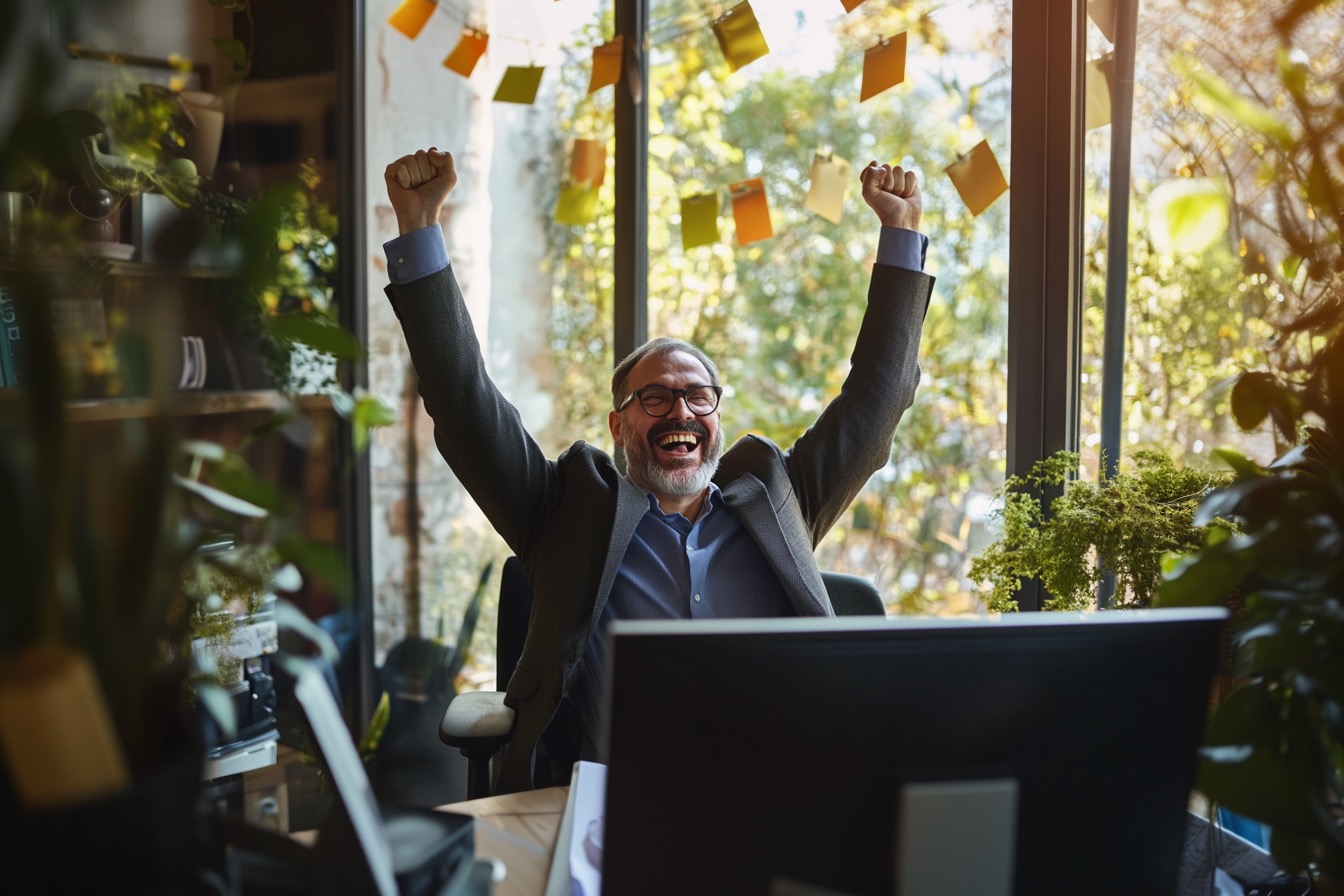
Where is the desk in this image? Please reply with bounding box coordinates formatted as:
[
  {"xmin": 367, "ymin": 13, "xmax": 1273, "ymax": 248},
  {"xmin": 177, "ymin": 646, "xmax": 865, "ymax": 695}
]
[{"xmin": 438, "ymin": 787, "xmax": 568, "ymax": 896}]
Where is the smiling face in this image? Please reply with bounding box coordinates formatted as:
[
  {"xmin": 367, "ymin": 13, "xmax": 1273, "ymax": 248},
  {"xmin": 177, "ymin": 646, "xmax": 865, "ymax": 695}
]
[{"xmin": 609, "ymin": 348, "xmax": 725, "ymax": 506}]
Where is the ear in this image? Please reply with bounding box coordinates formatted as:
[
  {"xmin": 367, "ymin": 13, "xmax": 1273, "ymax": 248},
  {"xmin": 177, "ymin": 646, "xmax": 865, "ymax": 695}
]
[{"xmin": 609, "ymin": 409, "xmax": 624, "ymax": 447}]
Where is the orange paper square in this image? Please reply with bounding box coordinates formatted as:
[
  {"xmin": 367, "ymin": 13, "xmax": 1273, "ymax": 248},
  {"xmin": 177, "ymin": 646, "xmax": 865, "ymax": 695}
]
[
  {"xmin": 443, "ymin": 28, "xmax": 489, "ymax": 78},
  {"xmin": 945, "ymin": 139, "xmax": 1010, "ymax": 217},
  {"xmin": 840, "ymin": 0, "xmax": 867, "ymax": 10},
  {"xmin": 588, "ymin": 37, "xmax": 624, "ymax": 94},
  {"xmin": 713, "ymin": 2, "xmax": 770, "ymax": 73},
  {"xmin": 860, "ymin": 33, "xmax": 907, "ymax": 102},
  {"xmin": 730, "ymin": 178, "xmax": 773, "ymax": 245},
  {"xmin": 494, "ymin": 66, "xmax": 545, "ymax": 104},
  {"xmin": 388, "ymin": 0, "xmax": 436, "ymax": 40},
  {"xmin": 571, "ymin": 138, "xmax": 606, "ymax": 187}
]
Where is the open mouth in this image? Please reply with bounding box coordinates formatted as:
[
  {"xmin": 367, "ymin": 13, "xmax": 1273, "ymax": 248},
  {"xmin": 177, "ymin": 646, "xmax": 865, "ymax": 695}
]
[
  {"xmin": 655, "ymin": 431, "xmax": 700, "ymax": 455},
  {"xmin": 649, "ymin": 421, "xmax": 708, "ymax": 458}
]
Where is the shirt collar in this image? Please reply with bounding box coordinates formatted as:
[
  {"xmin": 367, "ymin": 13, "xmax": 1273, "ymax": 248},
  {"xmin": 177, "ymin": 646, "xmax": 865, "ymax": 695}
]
[{"xmin": 642, "ymin": 482, "xmax": 722, "ymax": 520}]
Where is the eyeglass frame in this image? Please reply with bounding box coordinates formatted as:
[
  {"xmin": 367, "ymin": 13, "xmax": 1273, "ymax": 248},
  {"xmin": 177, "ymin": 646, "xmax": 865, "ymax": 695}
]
[{"xmin": 616, "ymin": 384, "xmax": 724, "ymax": 417}]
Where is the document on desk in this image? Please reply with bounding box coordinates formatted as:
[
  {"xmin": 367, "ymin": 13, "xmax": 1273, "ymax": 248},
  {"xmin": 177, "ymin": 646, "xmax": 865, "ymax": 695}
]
[{"xmin": 545, "ymin": 761, "xmax": 606, "ymax": 896}]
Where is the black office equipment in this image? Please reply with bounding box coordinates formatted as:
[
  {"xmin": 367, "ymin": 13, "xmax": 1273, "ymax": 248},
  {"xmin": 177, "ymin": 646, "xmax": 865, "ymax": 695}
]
[
  {"xmin": 599, "ymin": 608, "xmax": 1226, "ymax": 896},
  {"xmin": 214, "ymin": 659, "xmax": 481, "ymax": 896}
]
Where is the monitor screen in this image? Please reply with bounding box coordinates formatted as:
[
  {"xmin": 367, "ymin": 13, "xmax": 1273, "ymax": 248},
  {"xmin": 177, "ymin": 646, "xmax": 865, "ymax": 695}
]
[{"xmin": 598, "ymin": 608, "xmax": 1226, "ymax": 896}]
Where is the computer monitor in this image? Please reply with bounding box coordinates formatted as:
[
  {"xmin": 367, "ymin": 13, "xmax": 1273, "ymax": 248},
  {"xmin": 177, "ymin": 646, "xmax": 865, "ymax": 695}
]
[{"xmin": 598, "ymin": 607, "xmax": 1226, "ymax": 896}]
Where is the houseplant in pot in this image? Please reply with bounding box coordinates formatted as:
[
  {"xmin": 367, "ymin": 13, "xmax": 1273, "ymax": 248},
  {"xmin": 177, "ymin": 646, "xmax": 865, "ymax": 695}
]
[
  {"xmin": 0, "ymin": 7, "xmax": 354, "ymax": 891},
  {"xmin": 968, "ymin": 448, "xmax": 1234, "ymax": 612},
  {"xmin": 1152, "ymin": 0, "xmax": 1343, "ymax": 888}
]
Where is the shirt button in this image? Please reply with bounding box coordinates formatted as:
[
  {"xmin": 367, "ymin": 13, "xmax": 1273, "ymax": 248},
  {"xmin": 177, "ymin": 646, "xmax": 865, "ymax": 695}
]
[
  {"xmin": 693, "ymin": 593, "xmax": 701, "ymax": 602},
  {"xmin": 397, "ymin": 257, "xmax": 406, "ymax": 264}
]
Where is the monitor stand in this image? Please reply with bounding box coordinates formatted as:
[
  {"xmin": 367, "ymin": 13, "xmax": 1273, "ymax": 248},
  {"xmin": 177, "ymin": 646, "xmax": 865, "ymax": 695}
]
[{"xmin": 895, "ymin": 778, "xmax": 1019, "ymax": 896}]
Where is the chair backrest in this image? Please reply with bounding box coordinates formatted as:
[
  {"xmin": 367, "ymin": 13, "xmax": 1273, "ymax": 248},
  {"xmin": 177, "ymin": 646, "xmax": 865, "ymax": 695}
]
[
  {"xmin": 821, "ymin": 570, "xmax": 885, "ymax": 616},
  {"xmin": 496, "ymin": 555, "xmax": 533, "ymax": 692},
  {"xmin": 496, "ymin": 563, "xmax": 883, "ymax": 691}
]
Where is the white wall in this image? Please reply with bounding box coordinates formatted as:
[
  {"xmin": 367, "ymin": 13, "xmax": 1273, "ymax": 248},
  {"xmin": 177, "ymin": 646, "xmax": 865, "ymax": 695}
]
[{"xmin": 363, "ymin": 0, "xmax": 584, "ymax": 658}]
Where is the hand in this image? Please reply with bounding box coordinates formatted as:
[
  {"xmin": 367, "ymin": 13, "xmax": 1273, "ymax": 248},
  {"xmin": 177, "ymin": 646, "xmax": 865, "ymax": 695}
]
[
  {"xmin": 860, "ymin": 161, "xmax": 922, "ymax": 231},
  {"xmin": 385, "ymin": 148, "xmax": 458, "ymax": 235}
]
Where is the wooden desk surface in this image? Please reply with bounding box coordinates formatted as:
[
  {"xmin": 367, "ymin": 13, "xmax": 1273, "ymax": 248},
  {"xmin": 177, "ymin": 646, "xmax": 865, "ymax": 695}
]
[{"xmin": 438, "ymin": 787, "xmax": 569, "ymax": 896}]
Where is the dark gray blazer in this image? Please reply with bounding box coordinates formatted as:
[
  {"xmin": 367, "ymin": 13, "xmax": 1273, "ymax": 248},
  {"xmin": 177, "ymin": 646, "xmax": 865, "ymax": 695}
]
[{"xmin": 385, "ymin": 262, "xmax": 934, "ymax": 792}]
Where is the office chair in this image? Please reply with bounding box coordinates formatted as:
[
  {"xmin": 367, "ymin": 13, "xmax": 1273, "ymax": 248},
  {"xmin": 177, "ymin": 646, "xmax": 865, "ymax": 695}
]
[{"xmin": 439, "ymin": 559, "xmax": 886, "ymax": 798}]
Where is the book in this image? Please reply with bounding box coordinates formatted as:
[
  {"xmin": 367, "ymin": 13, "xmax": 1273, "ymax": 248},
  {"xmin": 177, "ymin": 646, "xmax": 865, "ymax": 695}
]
[
  {"xmin": 0, "ymin": 285, "xmax": 18, "ymax": 388},
  {"xmin": 545, "ymin": 760, "xmax": 606, "ymax": 896}
]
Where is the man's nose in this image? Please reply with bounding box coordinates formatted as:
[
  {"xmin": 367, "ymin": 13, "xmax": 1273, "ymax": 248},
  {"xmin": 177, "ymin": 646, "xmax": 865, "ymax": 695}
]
[{"xmin": 666, "ymin": 394, "xmax": 696, "ymax": 419}]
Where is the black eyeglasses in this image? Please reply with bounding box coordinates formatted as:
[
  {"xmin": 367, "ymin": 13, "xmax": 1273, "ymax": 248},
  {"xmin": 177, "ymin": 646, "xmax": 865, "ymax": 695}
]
[{"xmin": 618, "ymin": 384, "xmax": 723, "ymax": 417}]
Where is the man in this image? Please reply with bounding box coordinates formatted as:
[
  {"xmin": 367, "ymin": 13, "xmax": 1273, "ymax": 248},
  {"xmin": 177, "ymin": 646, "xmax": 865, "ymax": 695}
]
[{"xmin": 382, "ymin": 147, "xmax": 934, "ymax": 793}]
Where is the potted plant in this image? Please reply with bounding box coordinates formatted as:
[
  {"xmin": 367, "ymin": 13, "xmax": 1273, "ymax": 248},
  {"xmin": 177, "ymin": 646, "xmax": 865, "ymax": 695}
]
[
  {"xmin": 1153, "ymin": 2, "xmax": 1344, "ymax": 887},
  {"xmin": 0, "ymin": 8, "xmax": 368, "ymax": 891},
  {"xmin": 969, "ymin": 448, "xmax": 1235, "ymax": 612}
]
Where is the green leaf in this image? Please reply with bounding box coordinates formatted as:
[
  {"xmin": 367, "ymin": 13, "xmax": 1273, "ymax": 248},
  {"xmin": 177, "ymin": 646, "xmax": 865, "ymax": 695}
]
[
  {"xmin": 1158, "ymin": 549, "xmax": 1247, "ymax": 606},
  {"xmin": 1280, "ymin": 254, "xmax": 1303, "ymax": 282},
  {"xmin": 194, "ymin": 680, "xmax": 238, "ymax": 741},
  {"xmin": 1173, "ymin": 55, "xmax": 1294, "ymax": 145},
  {"xmin": 174, "ymin": 474, "xmax": 269, "ymax": 518},
  {"xmin": 358, "ymin": 691, "xmax": 392, "ymax": 757},
  {"xmin": 211, "ymin": 36, "xmax": 248, "ymax": 69},
  {"xmin": 1148, "ymin": 177, "xmax": 1229, "ymax": 254},
  {"xmin": 266, "ymin": 313, "xmax": 361, "ymax": 361},
  {"xmin": 276, "ymin": 536, "xmax": 353, "ymax": 605},
  {"xmin": 1208, "ymin": 447, "xmax": 1263, "ymax": 480},
  {"xmin": 273, "ymin": 600, "xmax": 340, "ymax": 663}
]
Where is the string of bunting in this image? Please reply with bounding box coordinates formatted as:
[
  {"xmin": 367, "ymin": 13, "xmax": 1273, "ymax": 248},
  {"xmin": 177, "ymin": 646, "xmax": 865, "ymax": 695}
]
[{"xmin": 386, "ymin": 0, "xmax": 1019, "ymax": 241}]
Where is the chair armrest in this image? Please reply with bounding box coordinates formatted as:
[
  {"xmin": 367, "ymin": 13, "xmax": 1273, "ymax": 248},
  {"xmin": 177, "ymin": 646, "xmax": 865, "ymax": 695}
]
[{"xmin": 438, "ymin": 691, "xmax": 516, "ymax": 752}]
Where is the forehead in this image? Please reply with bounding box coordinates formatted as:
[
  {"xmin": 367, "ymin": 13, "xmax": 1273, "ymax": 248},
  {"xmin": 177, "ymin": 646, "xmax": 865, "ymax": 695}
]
[{"xmin": 627, "ymin": 349, "xmax": 712, "ymax": 389}]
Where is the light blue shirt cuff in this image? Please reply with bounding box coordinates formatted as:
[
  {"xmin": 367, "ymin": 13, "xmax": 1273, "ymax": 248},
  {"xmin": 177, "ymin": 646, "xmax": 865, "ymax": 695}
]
[
  {"xmin": 383, "ymin": 225, "xmax": 450, "ymax": 284},
  {"xmin": 876, "ymin": 227, "xmax": 929, "ymax": 272}
]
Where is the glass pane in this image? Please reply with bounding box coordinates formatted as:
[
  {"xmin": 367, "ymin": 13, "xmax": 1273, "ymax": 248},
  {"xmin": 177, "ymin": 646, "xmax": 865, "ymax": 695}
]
[
  {"xmin": 1079, "ymin": 1, "xmax": 1286, "ymax": 482},
  {"xmin": 641, "ymin": 0, "xmax": 1012, "ymax": 615},
  {"xmin": 364, "ymin": 1, "xmax": 607, "ymax": 684}
]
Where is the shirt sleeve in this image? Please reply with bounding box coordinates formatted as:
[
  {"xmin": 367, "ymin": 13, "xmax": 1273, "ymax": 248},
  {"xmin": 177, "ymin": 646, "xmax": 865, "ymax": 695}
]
[
  {"xmin": 383, "ymin": 225, "xmax": 451, "ymax": 284},
  {"xmin": 876, "ymin": 227, "xmax": 929, "ymax": 272}
]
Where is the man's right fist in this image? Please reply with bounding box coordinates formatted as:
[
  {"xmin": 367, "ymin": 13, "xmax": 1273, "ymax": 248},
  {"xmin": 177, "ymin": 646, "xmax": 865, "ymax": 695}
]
[{"xmin": 386, "ymin": 148, "xmax": 457, "ymax": 235}]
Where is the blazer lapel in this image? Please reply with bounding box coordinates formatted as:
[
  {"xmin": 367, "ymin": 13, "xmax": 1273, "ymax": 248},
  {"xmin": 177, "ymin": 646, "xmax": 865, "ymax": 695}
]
[{"xmin": 720, "ymin": 475, "xmax": 831, "ymax": 616}]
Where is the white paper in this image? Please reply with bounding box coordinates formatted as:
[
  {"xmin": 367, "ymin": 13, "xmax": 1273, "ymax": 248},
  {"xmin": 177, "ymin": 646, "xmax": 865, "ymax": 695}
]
[{"xmin": 567, "ymin": 761, "xmax": 606, "ymax": 896}]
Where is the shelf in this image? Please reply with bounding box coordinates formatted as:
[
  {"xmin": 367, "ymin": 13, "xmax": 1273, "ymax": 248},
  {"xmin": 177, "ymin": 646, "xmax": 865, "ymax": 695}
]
[
  {"xmin": 59, "ymin": 390, "xmax": 331, "ymax": 422},
  {"xmin": 0, "ymin": 253, "xmax": 233, "ymax": 281}
]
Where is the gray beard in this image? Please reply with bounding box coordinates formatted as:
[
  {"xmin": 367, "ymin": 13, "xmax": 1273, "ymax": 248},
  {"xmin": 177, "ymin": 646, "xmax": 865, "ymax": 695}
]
[{"xmin": 625, "ymin": 428, "xmax": 724, "ymax": 497}]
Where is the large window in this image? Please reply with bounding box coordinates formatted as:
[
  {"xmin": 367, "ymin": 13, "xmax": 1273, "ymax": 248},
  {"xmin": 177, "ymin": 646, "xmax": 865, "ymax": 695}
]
[{"xmin": 366, "ymin": 0, "xmax": 1308, "ymax": 683}]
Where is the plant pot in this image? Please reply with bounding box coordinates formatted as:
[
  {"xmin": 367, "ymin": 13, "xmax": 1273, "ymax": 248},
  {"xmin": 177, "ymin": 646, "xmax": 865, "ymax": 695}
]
[{"xmin": 2, "ymin": 747, "xmax": 205, "ymax": 895}]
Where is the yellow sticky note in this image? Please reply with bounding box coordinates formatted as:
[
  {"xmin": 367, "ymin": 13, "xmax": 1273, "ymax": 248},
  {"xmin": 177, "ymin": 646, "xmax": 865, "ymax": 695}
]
[
  {"xmin": 945, "ymin": 139, "xmax": 1009, "ymax": 217},
  {"xmin": 713, "ymin": 2, "xmax": 770, "ymax": 73},
  {"xmin": 805, "ymin": 153, "xmax": 851, "ymax": 225},
  {"xmin": 681, "ymin": 193, "xmax": 720, "ymax": 250},
  {"xmin": 443, "ymin": 28, "xmax": 489, "ymax": 78},
  {"xmin": 494, "ymin": 66, "xmax": 545, "ymax": 104},
  {"xmin": 730, "ymin": 178, "xmax": 773, "ymax": 246},
  {"xmin": 556, "ymin": 185, "xmax": 599, "ymax": 226},
  {"xmin": 860, "ymin": 33, "xmax": 907, "ymax": 102},
  {"xmin": 840, "ymin": 0, "xmax": 867, "ymax": 10},
  {"xmin": 1085, "ymin": 55, "xmax": 1113, "ymax": 130},
  {"xmin": 1088, "ymin": 0, "xmax": 1117, "ymax": 42},
  {"xmin": 388, "ymin": 0, "xmax": 436, "ymax": 40},
  {"xmin": 571, "ymin": 138, "xmax": 606, "ymax": 187},
  {"xmin": 588, "ymin": 37, "xmax": 624, "ymax": 94}
]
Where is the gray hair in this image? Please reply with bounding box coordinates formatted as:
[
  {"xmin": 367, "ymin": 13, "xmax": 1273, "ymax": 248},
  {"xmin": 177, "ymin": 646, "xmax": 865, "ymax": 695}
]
[{"xmin": 610, "ymin": 337, "xmax": 719, "ymax": 409}]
